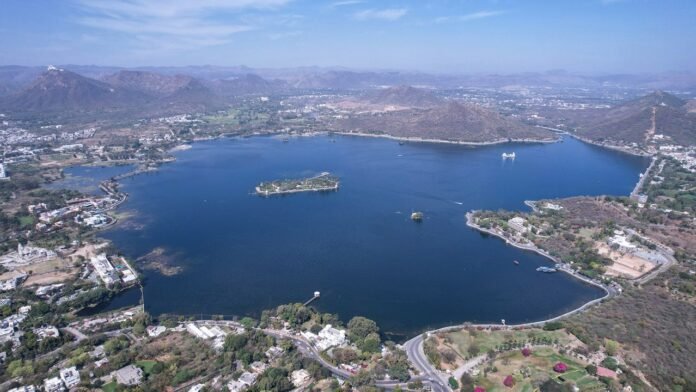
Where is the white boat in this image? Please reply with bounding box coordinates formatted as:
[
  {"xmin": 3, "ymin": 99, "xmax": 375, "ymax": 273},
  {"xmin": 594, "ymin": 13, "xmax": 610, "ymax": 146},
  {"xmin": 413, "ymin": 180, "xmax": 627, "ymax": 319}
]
[{"xmin": 502, "ymin": 152, "xmax": 516, "ymax": 159}]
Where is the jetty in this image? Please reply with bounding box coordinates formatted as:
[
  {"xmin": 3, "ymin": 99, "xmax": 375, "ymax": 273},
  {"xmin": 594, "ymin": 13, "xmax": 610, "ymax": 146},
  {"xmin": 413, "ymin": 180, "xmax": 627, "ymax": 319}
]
[
  {"xmin": 256, "ymin": 172, "xmax": 339, "ymax": 196},
  {"xmin": 303, "ymin": 291, "xmax": 321, "ymax": 306}
]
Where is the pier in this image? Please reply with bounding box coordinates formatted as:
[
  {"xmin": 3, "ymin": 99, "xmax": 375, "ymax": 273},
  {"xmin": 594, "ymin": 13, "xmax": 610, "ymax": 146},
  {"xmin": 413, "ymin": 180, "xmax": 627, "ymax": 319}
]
[{"xmin": 303, "ymin": 291, "xmax": 321, "ymax": 306}]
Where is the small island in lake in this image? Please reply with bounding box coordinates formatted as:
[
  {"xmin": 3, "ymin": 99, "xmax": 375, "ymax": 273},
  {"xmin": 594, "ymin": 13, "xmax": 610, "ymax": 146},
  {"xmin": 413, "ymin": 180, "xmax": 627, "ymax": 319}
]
[{"xmin": 255, "ymin": 171, "xmax": 340, "ymax": 196}]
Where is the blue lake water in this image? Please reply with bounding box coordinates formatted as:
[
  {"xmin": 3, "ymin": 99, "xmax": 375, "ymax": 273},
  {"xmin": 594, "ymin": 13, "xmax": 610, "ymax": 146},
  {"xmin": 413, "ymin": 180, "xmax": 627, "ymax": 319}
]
[{"xmin": 64, "ymin": 135, "xmax": 649, "ymax": 339}]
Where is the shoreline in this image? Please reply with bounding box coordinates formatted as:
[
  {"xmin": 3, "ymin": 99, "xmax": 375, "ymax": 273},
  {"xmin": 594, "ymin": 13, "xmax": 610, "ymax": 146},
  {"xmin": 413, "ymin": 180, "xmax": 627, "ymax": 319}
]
[
  {"xmin": 464, "ymin": 212, "xmax": 612, "ymax": 298},
  {"xmin": 333, "ymin": 131, "xmax": 559, "ymax": 146}
]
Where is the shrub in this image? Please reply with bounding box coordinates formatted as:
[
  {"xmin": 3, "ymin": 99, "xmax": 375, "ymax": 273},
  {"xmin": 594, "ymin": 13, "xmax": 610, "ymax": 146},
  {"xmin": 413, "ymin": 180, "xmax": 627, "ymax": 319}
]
[
  {"xmin": 553, "ymin": 362, "xmax": 568, "ymax": 373},
  {"xmin": 503, "ymin": 375, "xmax": 515, "ymax": 388},
  {"xmin": 521, "ymin": 347, "xmax": 531, "ymax": 357}
]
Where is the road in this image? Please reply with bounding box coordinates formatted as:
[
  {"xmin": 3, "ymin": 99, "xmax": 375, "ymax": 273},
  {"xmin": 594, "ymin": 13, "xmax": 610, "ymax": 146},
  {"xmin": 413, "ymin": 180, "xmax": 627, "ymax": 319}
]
[{"xmin": 403, "ymin": 334, "xmax": 450, "ymax": 392}]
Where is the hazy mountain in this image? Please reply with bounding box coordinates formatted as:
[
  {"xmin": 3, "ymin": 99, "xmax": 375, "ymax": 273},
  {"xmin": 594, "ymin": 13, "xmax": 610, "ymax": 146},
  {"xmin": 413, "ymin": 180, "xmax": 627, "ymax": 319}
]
[
  {"xmin": 102, "ymin": 70, "xmax": 193, "ymax": 97},
  {"xmin": 209, "ymin": 74, "xmax": 285, "ymax": 97},
  {"xmin": 155, "ymin": 78, "xmax": 224, "ymax": 112},
  {"xmin": 0, "ymin": 67, "xmax": 147, "ymax": 112},
  {"xmin": 333, "ymin": 101, "xmax": 554, "ymax": 143},
  {"xmin": 573, "ymin": 91, "xmax": 696, "ymax": 146},
  {"xmin": 363, "ymin": 85, "xmax": 443, "ymax": 108}
]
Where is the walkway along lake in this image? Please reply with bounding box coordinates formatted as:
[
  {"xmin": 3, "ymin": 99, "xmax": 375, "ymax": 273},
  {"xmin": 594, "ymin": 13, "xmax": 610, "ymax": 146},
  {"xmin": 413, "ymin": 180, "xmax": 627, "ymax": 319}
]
[{"xmin": 63, "ymin": 135, "xmax": 650, "ymax": 340}]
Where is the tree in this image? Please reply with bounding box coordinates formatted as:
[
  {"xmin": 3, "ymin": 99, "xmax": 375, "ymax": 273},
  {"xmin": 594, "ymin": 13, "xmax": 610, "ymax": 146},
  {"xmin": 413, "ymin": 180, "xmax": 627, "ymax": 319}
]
[
  {"xmin": 604, "ymin": 338, "xmax": 620, "ymax": 356},
  {"xmin": 359, "ymin": 332, "xmax": 381, "ymax": 353},
  {"xmin": 347, "ymin": 317, "xmax": 379, "ymax": 342},
  {"xmin": 224, "ymin": 334, "xmax": 247, "ymax": 352},
  {"xmin": 460, "ymin": 373, "xmax": 475, "ymax": 392},
  {"xmin": 467, "ymin": 343, "xmax": 480, "ymax": 357}
]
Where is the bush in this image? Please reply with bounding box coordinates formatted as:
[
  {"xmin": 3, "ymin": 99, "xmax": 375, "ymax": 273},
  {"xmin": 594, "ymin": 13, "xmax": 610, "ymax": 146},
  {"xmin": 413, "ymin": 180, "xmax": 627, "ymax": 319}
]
[{"xmin": 543, "ymin": 321, "xmax": 564, "ymax": 331}]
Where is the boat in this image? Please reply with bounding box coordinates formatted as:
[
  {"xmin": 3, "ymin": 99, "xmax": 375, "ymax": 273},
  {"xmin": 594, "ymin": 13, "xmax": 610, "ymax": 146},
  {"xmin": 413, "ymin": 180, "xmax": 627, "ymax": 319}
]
[
  {"xmin": 536, "ymin": 266, "xmax": 557, "ymax": 273},
  {"xmin": 513, "ymin": 260, "xmax": 520, "ymax": 265},
  {"xmin": 399, "ymin": 141, "xmax": 405, "ymax": 145},
  {"xmin": 410, "ymin": 211, "xmax": 423, "ymax": 221},
  {"xmin": 502, "ymin": 152, "xmax": 516, "ymax": 159}
]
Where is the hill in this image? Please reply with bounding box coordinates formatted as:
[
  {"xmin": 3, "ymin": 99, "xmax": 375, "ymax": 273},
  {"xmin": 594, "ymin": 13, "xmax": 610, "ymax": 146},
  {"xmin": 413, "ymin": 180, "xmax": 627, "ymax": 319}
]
[
  {"xmin": 102, "ymin": 70, "xmax": 192, "ymax": 97},
  {"xmin": 0, "ymin": 67, "xmax": 147, "ymax": 112},
  {"xmin": 154, "ymin": 78, "xmax": 224, "ymax": 113},
  {"xmin": 332, "ymin": 101, "xmax": 555, "ymax": 143},
  {"xmin": 573, "ymin": 91, "xmax": 696, "ymax": 146},
  {"xmin": 363, "ymin": 85, "xmax": 443, "ymax": 108},
  {"xmin": 209, "ymin": 74, "xmax": 284, "ymax": 97}
]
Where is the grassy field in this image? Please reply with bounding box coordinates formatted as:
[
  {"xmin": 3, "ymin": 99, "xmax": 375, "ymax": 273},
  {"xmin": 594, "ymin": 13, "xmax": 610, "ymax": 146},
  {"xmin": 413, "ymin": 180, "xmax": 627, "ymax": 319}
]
[
  {"xmin": 102, "ymin": 382, "xmax": 118, "ymax": 392},
  {"xmin": 443, "ymin": 328, "xmax": 574, "ymax": 358},
  {"xmin": 136, "ymin": 359, "xmax": 158, "ymax": 375},
  {"xmin": 476, "ymin": 347, "xmax": 604, "ymax": 392}
]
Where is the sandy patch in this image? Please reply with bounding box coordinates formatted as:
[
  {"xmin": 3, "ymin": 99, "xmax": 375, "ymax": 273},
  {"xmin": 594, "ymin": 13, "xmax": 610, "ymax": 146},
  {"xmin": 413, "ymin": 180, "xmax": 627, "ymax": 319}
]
[{"xmin": 595, "ymin": 243, "xmax": 656, "ymax": 279}]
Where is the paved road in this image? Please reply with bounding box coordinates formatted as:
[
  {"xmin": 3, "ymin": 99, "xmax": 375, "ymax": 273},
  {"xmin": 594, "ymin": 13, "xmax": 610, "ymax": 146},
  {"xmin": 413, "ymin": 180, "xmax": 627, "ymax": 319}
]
[{"xmin": 403, "ymin": 334, "xmax": 450, "ymax": 392}]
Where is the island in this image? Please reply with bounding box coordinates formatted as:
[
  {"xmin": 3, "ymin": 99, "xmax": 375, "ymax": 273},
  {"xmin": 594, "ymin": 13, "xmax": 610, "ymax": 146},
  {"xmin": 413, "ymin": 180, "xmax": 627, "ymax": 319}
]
[{"xmin": 255, "ymin": 172, "xmax": 340, "ymax": 196}]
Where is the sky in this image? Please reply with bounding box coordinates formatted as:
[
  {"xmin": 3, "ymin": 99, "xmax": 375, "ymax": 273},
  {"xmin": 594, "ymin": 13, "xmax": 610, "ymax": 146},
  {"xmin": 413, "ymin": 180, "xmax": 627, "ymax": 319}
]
[{"xmin": 1, "ymin": 0, "xmax": 695, "ymax": 73}]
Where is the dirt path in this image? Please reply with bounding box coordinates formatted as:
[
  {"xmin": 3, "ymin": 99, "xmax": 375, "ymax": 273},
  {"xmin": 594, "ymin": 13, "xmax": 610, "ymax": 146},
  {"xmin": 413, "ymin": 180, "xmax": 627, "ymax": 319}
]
[{"xmin": 644, "ymin": 106, "xmax": 656, "ymax": 143}]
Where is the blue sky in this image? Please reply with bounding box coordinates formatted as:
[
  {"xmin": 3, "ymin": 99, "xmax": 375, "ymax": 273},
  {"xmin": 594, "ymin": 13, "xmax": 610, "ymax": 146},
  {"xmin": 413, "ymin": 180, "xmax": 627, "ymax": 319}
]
[{"xmin": 1, "ymin": 0, "xmax": 695, "ymax": 73}]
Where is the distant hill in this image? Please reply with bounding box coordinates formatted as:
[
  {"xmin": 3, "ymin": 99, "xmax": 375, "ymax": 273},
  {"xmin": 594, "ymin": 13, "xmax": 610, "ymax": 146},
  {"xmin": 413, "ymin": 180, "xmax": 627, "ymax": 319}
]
[
  {"xmin": 332, "ymin": 101, "xmax": 555, "ymax": 143},
  {"xmin": 154, "ymin": 78, "xmax": 224, "ymax": 112},
  {"xmin": 209, "ymin": 74, "xmax": 285, "ymax": 97},
  {"xmin": 102, "ymin": 70, "xmax": 192, "ymax": 97},
  {"xmin": 0, "ymin": 67, "xmax": 147, "ymax": 112},
  {"xmin": 363, "ymin": 85, "xmax": 443, "ymax": 108},
  {"xmin": 573, "ymin": 91, "xmax": 696, "ymax": 146}
]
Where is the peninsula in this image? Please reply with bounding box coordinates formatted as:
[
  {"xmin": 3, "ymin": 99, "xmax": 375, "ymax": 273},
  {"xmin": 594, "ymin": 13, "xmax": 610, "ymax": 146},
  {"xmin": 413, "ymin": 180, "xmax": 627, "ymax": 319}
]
[{"xmin": 255, "ymin": 172, "xmax": 339, "ymax": 196}]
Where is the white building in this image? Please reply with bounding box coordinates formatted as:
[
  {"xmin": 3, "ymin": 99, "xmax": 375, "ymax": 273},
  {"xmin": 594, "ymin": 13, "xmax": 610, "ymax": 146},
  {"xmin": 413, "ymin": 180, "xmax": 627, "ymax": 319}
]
[
  {"xmin": 290, "ymin": 369, "xmax": 311, "ymax": 387},
  {"xmin": 507, "ymin": 216, "xmax": 528, "ymax": 233},
  {"xmin": 111, "ymin": 364, "xmax": 143, "ymax": 386},
  {"xmin": 34, "ymin": 326, "xmax": 60, "ymax": 341},
  {"xmin": 59, "ymin": 366, "xmax": 81, "ymax": 388},
  {"xmin": 147, "ymin": 325, "xmax": 166, "ymax": 337},
  {"xmin": 302, "ymin": 324, "xmax": 347, "ymax": 351},
  {"xmin": 43, "ymin": 377, "xmax": 65, "ymax": 392},
  {"xmin": 8, "ymin": 386, "xmax": 36, "ymax": 392},
  {"xmin": 90, "ymin": 253, "xmax": 119, "ymax": 286}
]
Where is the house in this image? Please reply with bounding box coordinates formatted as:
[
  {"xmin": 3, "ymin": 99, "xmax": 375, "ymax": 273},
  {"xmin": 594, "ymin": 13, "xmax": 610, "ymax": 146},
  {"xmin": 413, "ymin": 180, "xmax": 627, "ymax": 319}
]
[
  {"xmin": 34, "ymin": 326, "xmax": 60, "ymax": 341},
  {"xmin": 43, "ymin": 377, "xmax": 65, "ymax": 392},
  {"xmin": 112, "ymin": 365, "xmax": 143, "ymax": 386},
  {"xmin": 507, "ymin": 217, "xmax": 528, "ymax": 233},
  {"xmin": 59, "ymin": 366, "xmax": 81, "ymax": 388},
  {"xmin": 147, "ymin": 325, "xmax": 166, "ymax": 337},
  {"xmin": 8, "ymin": 386, "xmax": 36, "ymax": 392},
  {"xmin": 290, "ymin": 369, "xmax": 311, "ymax": 387}
]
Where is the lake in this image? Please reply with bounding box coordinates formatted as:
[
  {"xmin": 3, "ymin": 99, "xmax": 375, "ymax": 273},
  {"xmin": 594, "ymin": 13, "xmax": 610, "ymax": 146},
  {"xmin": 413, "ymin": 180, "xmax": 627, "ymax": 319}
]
[{"xmin": 63, "ymin": 135, "xmax": 649, "ymax": 339}]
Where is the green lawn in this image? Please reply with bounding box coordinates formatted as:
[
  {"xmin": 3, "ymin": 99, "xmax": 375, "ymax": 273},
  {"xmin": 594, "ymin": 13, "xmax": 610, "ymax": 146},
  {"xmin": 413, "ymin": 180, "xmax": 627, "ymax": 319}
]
[
  {"xmin": 136, "ymin": 360, "xmax": 158, "ymax": 375},
  {"xmin": 444, "ymin": 328, "xmax": 571, "ymax": 358},
  {"xmin": 102, "ymin": 382, "xmax": 118, "ymax": 392},
  {"xmin": 18, "ymin": 215, "xmax": 35, "ymax": 228}
]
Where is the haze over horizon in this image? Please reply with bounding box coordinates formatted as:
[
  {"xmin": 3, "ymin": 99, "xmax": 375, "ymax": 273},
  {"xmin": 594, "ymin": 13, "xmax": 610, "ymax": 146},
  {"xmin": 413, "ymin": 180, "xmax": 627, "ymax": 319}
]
[{"xmin": 1, "ymin": 0, "xmax": 695, "ymax": 74}]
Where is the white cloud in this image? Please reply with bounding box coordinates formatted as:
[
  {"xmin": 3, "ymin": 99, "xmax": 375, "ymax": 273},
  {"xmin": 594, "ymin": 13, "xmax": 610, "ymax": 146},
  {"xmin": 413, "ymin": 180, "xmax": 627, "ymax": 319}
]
[
  {"xmin": 268, "ymin": 30, "xmax": 302, "ymax": 40},
  {"xmin": 331, "ymin": 0, "xmax": 364, "ymax": 7},
  {"xmin": 71, "ymin": 0, "xmax": 292, "ymax": 49},
  {"xmin": 354, "ymin": 8, "xmax": 408, "ymax": 21},
  {"xmin": 435, "ymin": 10, "xmax": 506, "ymax": 23}
]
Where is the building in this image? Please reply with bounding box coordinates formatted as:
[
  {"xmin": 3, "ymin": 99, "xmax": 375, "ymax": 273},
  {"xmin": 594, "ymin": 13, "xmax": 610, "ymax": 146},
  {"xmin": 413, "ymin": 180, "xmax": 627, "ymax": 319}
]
[
  {"xmin": 43, "ymin": 377, "xmax": 65, "ymax": 392},
  {"xmin": 0, "ymin": 163, "xmax": 8, "ymax": 180},
  {"xmin": 59, "ymin": 366, "xmax": 81, "ymax": 388},
  {"xmin": 34, "ymin": 326, "xmax": 60, "ymax": 341},
  {"xmin": 90, "ymin": 253, "xmax": 119, "ymax": 286},
  {"xmin": 8, "ymin": 386, "xmax": 36, "ymax": 392},
  {"xmin": 146, "ymin": 325, "xmax": 166, "ymax": 337},
  {"xmin": 507, "ymin": 217, "xmax": 528, "ymax": 233},
  {"xmin": 301, "ymin": 324, "xmax": 347, "ymax": 351},
  {"xmin": 290, "ymin": 369, "xmax": 311, "ymax": 387},
  {"xmin": 112, "ymin": 365, "xmax": 143, "ymax": 386}
]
